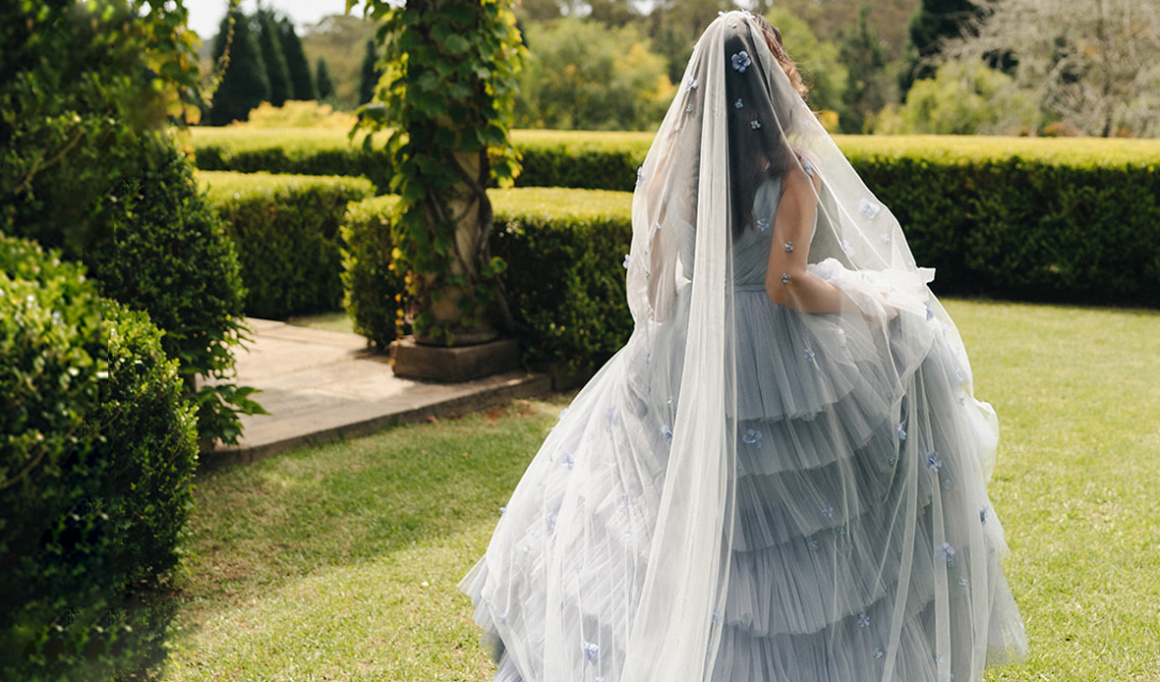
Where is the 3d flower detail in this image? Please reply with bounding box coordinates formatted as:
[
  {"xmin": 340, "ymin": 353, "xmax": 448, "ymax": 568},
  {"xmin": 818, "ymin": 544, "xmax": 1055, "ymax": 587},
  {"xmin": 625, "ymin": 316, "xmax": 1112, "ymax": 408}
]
[
  {"xmin": 858, "ymin": 613, "xmax": 871, "ymax": 628},
  {"xmin": 926, "ymin": 450, "xmax": 942, "ymax": 471},
  {"xmin": 687, "ymin": 75, "xmax": 699, "ymax": 90},
  {"xmin": 926, "ymin": 302, "xmax": 935, "ymax": 321},
  {"xmin": 980, "ymin": 507, "xmax": 988, "ymax": 524},
  {"xmin": 686, "ymin": 102, "xmax": 694, "ymax": 113},
  {"xmin": 874, "ymin": 648, "xmax": 885, "ymax": 659},
  {"xmin": 583, "ymin": 641, "xmax": 600, "ymax": 662},
  {"xmin": 858, "ymin": 197, "xmax": 881, "ymax": 219},
  {"xmin": 742, "ymin": 428, "xmax": 763, "ymax": 447},
  {"xmin": 750, "ymin": 119, "xmax": 762, "ymax": 130},
  {"xmin": 942, "ymin": 478, "xmax": 953, "ymax": 490},
  {"xmin": 896, "ymin": 423, "xmax": 907, "ymax": 441},
  {"xmin": 731, "ymin": 50, "xmax": 752, "ymax": 72},
  {"xmin": 735, "ymin": 98, "xmax": 744, "ymax": 109},
  {"xmin": 660, "ymin": 425, "xmax": 673, "ymax": 443},
  {"xmin": 803, "ymin": 347, "xmax": 816, "ymax": 362},
  {"xmin": 941, "ymin": 542, "xmax": 956, "ymax": 566},
  {"xmin": 622, "ymin": 253, "xmax": 631, "ymax": 269},
  {"xmin": 781, "ymin": 272, "xmax": 791, "ymax": 284},
  {"xmin": 840, "ymin": 240, "xmax": 854, "ymax": 256},
  {"xmin": 562, "ymin": 453, "xmax": 574, "ymax": 470},
  {"xmin": 821, "ymin": 505, "xmax": 834, "ymax": 518},
  {"xmin": 756, "ymin": 218, "xmax": 770, "ymax": 232},
  {"xmin": 801, "ymin": 158, "xmax": 815, "ymax": 178},
  {"xmin": 784, "ymin": 241, "xmax": 794, "ymax": 252},
  {"xmin": 809, "ymin": 539, "xmax": 819, "ymax": 550},
  {"xmin": 958, "ymin": 576, "xmax": 969, "ymax": 587}
]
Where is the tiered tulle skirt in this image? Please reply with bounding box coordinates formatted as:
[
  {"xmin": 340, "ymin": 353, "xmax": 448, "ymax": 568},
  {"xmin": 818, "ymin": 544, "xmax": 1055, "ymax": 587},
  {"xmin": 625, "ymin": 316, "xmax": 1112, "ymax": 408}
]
[{"xmin": 460, "ymin": 289, "xmax": 1027, "ymax": 682}]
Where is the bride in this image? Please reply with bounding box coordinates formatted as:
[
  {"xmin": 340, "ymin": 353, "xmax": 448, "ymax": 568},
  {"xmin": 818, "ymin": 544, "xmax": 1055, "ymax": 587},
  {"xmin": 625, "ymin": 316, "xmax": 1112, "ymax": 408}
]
[{"xmin": 460, "ymin": 11, "xmax": 1028, "ymax": 682}]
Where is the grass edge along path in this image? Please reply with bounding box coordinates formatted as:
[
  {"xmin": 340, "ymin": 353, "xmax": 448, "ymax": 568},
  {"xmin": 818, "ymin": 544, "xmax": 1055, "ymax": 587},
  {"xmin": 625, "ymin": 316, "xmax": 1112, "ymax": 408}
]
[{"xmin": 164, "ymin": 299, "xmax": 1160, "ymax": 681}]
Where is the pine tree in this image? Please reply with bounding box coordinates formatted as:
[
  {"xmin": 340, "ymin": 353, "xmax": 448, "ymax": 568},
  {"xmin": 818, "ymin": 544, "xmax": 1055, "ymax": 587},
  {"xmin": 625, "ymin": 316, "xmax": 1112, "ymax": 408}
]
[
  {"xmin": 358, "ymin": 38, "xmax": 381, "ymax": 105},
  {"xmin": 255, "ymin": 8, "xmax": 292, "ymax": 106},
  {"xmin": 278, "ymin": 17, "xmax": 316, "ymax": 101},
  {"xmin": 903, "ymin": 0, "xmax": 983, "ymax": 89},
  {"xmin": 209, "ymin": 7, "xmax": 269, "ymax": 125},
  {"xmin": 316, "ymin": 57, "xmax": 335, "ymax": 102},
  {"xmin": 839, "ymin": 5, "xmax": 890, "ymax": 133}
]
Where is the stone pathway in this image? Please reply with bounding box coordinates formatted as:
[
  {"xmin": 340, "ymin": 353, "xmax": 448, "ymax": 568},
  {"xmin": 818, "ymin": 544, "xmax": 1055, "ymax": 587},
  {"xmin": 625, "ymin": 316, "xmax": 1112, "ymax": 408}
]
[{"xmin": 203, "ymin": 318, "xmax": 550, "ymax": 468}]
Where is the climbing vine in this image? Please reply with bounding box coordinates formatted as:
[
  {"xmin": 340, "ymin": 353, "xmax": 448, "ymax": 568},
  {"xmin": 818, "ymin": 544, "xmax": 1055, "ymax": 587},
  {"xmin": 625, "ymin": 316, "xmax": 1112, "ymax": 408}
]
[{"xmin": 349, "ymin": 0, "xmax": 525, "ymax": 344}]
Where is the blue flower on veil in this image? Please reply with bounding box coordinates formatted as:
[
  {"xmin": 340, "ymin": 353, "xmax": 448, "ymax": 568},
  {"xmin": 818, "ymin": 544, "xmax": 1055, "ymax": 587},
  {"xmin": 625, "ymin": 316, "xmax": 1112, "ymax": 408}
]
[{"xmin": 731, "ymin": 51, "xmax": 751, "ymax": 73}]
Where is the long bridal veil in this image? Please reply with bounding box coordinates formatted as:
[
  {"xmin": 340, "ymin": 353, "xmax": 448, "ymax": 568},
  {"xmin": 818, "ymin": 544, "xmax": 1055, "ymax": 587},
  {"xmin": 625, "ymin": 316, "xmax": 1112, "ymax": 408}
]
[{"xmin": 461, "ymin": 11, "xmax": 1028, "ymax": 682}]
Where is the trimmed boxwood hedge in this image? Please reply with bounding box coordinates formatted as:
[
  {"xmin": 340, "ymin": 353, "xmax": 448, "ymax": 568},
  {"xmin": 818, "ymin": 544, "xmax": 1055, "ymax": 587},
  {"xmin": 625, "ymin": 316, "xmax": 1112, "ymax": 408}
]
[
  {"xmin": 1, "ymin": 236, "xmax": 198, "ymax": 681},
  {"xmin": 342, "ymin": 182, "xmax": 1156, "ymax": 375},
  {"xmin": 342, "ymin": 188, "xmax": 635, "ymax": 375},
  {"xmin": 199, "ymin": 171, "xmax": 375, "ymax": 319}
]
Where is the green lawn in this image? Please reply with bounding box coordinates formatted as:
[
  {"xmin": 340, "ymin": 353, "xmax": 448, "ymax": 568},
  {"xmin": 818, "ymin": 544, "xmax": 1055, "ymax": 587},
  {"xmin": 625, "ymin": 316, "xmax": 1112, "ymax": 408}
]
[{"xmin": 164, "ymin": 300, "xmax": 1160, "ymax": 681}]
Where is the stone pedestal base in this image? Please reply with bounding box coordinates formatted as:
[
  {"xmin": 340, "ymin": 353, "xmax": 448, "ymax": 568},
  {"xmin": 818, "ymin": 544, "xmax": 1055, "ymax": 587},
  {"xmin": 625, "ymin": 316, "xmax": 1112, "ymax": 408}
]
[{"xmin": 392, "ymin": 336, "xmax": 521, "ymax": 383}]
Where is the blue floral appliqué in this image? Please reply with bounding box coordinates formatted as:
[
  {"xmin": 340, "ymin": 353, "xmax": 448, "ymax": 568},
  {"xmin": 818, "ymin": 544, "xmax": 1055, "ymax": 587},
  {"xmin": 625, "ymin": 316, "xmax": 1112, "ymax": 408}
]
[
  {"xmin": 821, "ymin": 505, "xmax": 834, "ymax": 518},
  {"xmin": 784, "ymin": 241, "xmax": 794, "ymax": 252},
  {"xmin": 622, "ymin": 253, "xmax": 631, "ymax": 269},
  {"xmin": 750, "ymin": 119, "xmax": 762, "ymax": 130},
  {"xmin": 660, "ymin": 425, "xmax": 673, "ymax": 443},
  {"xmin": 686, "ymin": 102, "xmax": 694, "ymax": 113},
  {"xmin": 686, "ymin": 75, "xmax": 699, "ymax": 91},
  {"xmin": 756, "ymin": 218, "xmax": 769, "ymax": 232},
  {"xmin": 583, "ymin": 641, "xmax": 600, "ymax": 662},
  {"xmin": 896, "ymin": 423, "xmax": 907, "ymax": 441},
  {"xmin": 873, "ymin": 648, "xmax": 885, "ymax": 659},
  {"xmin": 941, "ymin": 542, "xmax": 956, "ymax": 566},
  {"xmin": 731, "ymin": 50, "xmax": 752, "ymax": 73},
  {"xmin": 858, "ymin": 613, "xmax": 871, "ymax": 628},
  {"xmin": 734, "ymin": 98, "xmax": 744, "ymax": 109},
  {"xmin": 742, "ymin": 428, "xmax": 762, "ymax": 447},
  {"xmin": 926, "ymin": 450, "xmax": 943, "ymax": 471}
]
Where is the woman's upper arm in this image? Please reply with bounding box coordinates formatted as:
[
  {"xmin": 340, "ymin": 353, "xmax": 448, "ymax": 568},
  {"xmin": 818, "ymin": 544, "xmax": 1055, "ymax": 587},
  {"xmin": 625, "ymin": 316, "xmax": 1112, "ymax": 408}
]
[{"xmin": 765, "ymin": 166, "xmax": 820, "ymax": 296}]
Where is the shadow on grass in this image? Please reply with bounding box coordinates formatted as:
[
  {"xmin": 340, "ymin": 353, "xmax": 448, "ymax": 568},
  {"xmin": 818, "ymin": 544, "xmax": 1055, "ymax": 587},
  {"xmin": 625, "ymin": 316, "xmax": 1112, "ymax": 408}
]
[{"xmin": 178, "ymin": 397, "xmax": 568, "ymax": 610}]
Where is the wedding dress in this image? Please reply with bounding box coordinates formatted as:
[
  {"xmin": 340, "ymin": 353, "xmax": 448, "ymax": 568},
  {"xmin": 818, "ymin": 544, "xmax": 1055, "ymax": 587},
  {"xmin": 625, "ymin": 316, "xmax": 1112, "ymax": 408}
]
[{"xmin": 460, "ymin": 11, "xmax": 1028, "ymax": 682}]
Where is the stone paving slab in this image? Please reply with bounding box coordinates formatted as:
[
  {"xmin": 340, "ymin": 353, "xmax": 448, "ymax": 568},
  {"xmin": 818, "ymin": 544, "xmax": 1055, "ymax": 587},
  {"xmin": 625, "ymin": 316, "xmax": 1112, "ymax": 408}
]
[{"xmin": 202, "ymin": 319, "xmax": 550, "ymax": 469}]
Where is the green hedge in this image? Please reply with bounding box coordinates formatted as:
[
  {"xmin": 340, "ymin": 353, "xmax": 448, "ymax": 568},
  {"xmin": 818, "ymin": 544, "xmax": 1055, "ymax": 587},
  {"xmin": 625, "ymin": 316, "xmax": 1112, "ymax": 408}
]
[
  {"xmin": 190, "ymin": 128, "xmax": 653, "ymax": 193},
  {"xmin": 1, "ymin": 236, "xmax": 198, "ymax": 680},
  {"xmin": 341, "ymin": 180, "xmax": 1156, "ymax": 376},
  {"xmin": 200, "ymin": 171, "xmax": 375, "ymax": 319},
  {"xmin": 343, "ymin": 188, "xmax": 635, "ymax": 373}
]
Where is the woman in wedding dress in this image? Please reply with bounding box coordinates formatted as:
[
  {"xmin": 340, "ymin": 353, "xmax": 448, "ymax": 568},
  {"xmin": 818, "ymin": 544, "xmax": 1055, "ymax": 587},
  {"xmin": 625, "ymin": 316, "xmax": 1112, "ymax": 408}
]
[{"xmin": 460, "ymin": 11, "xmax": 1028, "ymax": 682}]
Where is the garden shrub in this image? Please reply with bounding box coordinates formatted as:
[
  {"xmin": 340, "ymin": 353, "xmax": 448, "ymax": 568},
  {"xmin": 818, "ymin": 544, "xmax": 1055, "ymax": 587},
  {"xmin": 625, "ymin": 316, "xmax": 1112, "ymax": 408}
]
[
  {"xmin": 342, "ymin": 188, "xmax": 635, "ymax": 373},
  {"xmin": 341, "ymin": 195, "xmax": 406, "ymax": 348},
  {"xmin": 0, "ymin": 236, "xmax": 198, "ymax": 681},
  {"xmin": 200, "ymin": 171, "xmax": 375, "ymax": 319},
  {"xmin": 87, "ymin": 145, "xmax": 259, "ymax": 445}
]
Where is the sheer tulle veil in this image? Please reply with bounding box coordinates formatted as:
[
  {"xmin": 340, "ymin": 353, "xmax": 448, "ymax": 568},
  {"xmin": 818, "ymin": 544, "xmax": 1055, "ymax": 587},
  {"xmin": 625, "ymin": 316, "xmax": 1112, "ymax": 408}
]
[{"xmin": 460, "ymin": 11, "xmax": 1028, "ymax": 682}]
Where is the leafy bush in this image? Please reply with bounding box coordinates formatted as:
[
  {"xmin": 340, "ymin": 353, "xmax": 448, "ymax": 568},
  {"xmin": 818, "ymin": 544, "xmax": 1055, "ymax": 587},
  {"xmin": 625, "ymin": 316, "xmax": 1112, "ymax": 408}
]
[
  {"xmin": 200, "ymin": 171, "xmax": 375, "ymax": 319},
  {"xmin": 87, "ymin": 146, "xmax": 259, "ymax": 445},
  {"xmin": 0, "ymin": 236, "xmax": 198, "ymax": 681},
  {"xmin": 342, "ymin": 188, "xmax": 634, "ymax": 370},
  {"xmin": 342, "ymin": 196, "xmax": 406, "ymax": 348}
]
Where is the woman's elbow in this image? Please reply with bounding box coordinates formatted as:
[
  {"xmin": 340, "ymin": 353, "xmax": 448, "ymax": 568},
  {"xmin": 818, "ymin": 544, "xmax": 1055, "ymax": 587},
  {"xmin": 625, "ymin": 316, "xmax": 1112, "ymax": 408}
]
[{"xmin": 764, "ymin": 269, "xmax": 807, "ymax": 308}]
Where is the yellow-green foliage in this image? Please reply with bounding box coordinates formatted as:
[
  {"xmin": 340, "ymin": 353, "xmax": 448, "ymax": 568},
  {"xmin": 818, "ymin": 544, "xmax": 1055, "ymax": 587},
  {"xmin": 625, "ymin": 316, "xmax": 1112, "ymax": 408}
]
[
  {"xmin": 198, "ymin": 171, "xmax": 375, "ymax": 319},
  {"xmin": 834, "ymin": 134, "xmax": 1160, "ymax": 167},
  {"xmin": 231, "ymin": 101, "xmax": 358, "ymax": 129}
]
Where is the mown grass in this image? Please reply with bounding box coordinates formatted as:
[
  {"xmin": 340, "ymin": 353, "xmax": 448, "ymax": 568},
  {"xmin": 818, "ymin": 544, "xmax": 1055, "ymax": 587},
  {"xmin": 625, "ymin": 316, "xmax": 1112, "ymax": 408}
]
[{"xmin": 164, "ymin": 300, "xmax": 1160, "ymax": 681}]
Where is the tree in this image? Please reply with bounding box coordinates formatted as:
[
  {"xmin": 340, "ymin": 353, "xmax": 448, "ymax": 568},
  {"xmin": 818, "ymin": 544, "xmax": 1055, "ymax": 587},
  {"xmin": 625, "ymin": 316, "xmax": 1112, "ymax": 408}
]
[
  {"xmin": 357, "ymin": 38, "xmax": 380, "ymax": 105},
  {"xmin": 871, "ymin": 58, "xmax": 1036, "ymax": 134},
  {"xmin": 316, "ymin": 56, "xmax": 336, "ymax": 101},
  {"xmin": 946, "ymin": 0, "xmax": 1160, "ymax": 137},
  {"xmin": 352, "ymin": 0, "xmax": 525, "ymax": 348},
  {"xmin": 767, "ymin": 7, "xmax": 849, "ymax": 123},
  {"xmin": 299, "ymin": 14, "xmax": 377, "ymax": 110},
  {"xmin": 903, "ymin": 0, "xmax": 983, "ymax": 88},
  {"xmin": 838, "ymin": 5, "xmax": 894, "ymax": 132},
  {"xmin": 516, "ymin": 19, "xmax": 674, "ymax": 130},
  {"xmin": 255, "ymin": 8, "xmax": 292, "ymax": 106},
  {"xmin": 279, "ymin": 16, "xmax": 316, "ymax": 100},
  {"xmin": 209, "ymin": 6, "xmax": 269, "ymax": 125}
]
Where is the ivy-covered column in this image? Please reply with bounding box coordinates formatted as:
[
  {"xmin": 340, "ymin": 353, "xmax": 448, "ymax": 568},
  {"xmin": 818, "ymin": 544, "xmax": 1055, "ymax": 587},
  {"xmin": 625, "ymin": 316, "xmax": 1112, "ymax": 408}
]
[{"xmin": 352, "ymin": 0, "xmax": 524, "ymax": 350}]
